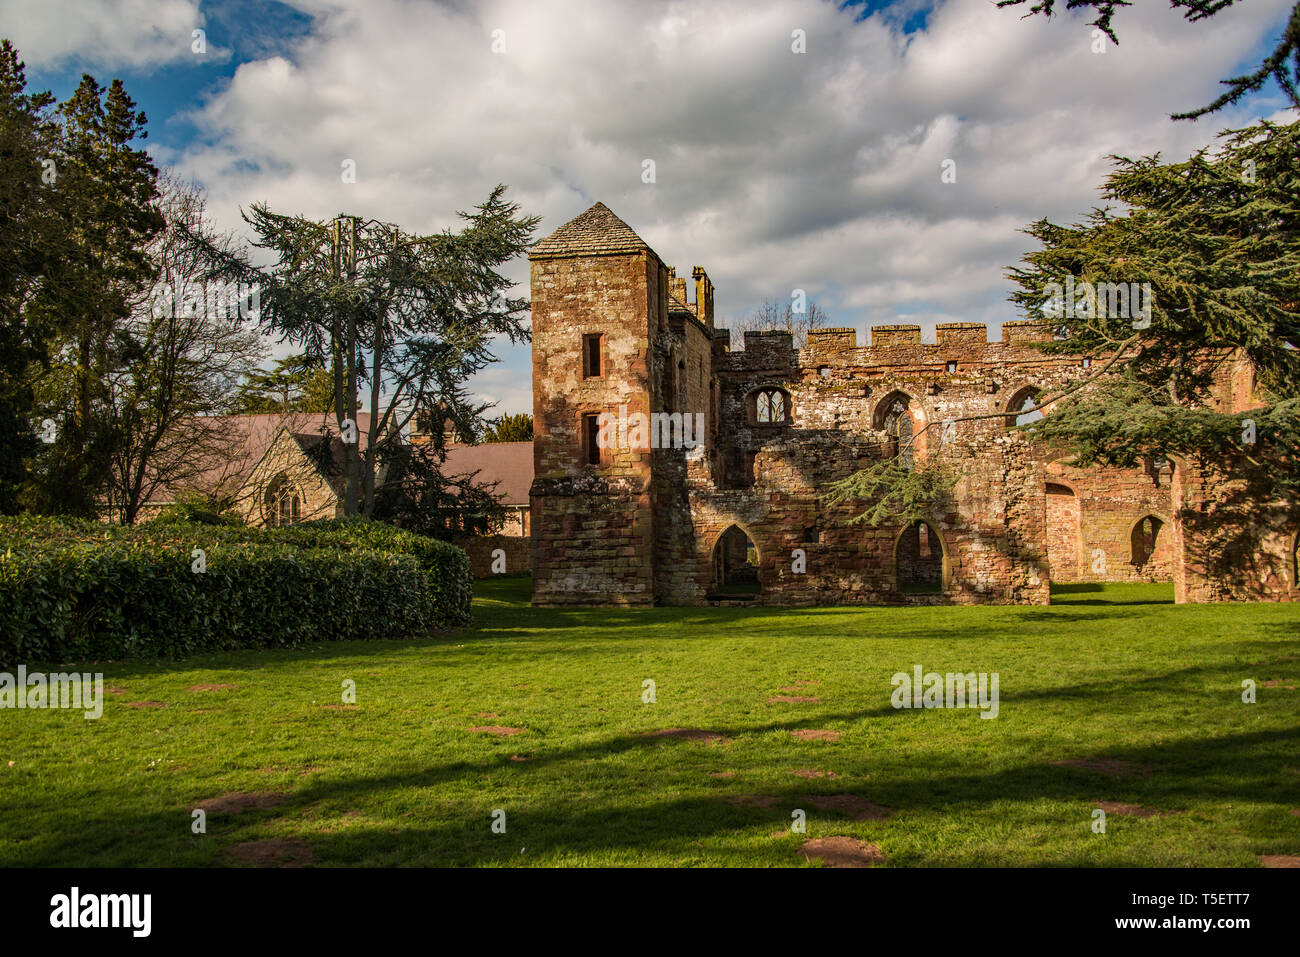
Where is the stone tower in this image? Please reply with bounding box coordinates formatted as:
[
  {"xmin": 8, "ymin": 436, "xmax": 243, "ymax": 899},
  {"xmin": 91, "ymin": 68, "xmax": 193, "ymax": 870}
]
[{"xmin": 528, "ymin": 202, "xmax": 673, "ymax": 605}]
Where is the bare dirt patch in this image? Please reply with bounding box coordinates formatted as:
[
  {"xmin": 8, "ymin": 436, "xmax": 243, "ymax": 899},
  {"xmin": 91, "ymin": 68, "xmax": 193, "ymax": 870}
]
[
  {"xmin": 187, "ymin": 684, "xmax": 238, "ymax": 692},
  {"xmin": 225, "ymin": 838, "xmax": 315, "ymax": 867},
  {"xmin": 124, "ymin": 701, "xmax": 165, "ymax": 708},
  {"xmin": 646, "ymin": 728, "xmax": 729, "ymax": 744},
  {"xmin": 468, "ymin": 725, "xmax": 526, "ymax": 736},
  {"xmin": 1052, "ymin": 758, "xmax": 1148, "ymax": 778},
  {"xmin": 509, "ymin": 754, "xmax": 529, "ymax": 762},
  {"xmin": 1262, "ymin": 679, "xmax": 1297, "ymax": 689},
  {"xmin": 791, "ymin": 729, "xmax": 840, "ymax": 742},
  {"xmin": 803, "ymin": 794, "xmax": 891, "ymax": 820},
  {"xmin": 1259, "ymin": 855, "xmax": 1300, "ymax": 868},
  {"xmin": 104, "ymin": 687, "xmax": 126, "ymax": 695},
  {"xmin": 476, "ymin": 711, "xmax": 500, "ymax": 719},
  {"xmin": 789, "ymin": 769, "xmax": 838, "ymax": 779},
  {"xmin": 768, "ymin": 696, "xmax": 821, "ymax": 704},
  {"xmin": 195, "ymin": 791, "xmax": 288, "ymax": 815},
  {"xmin": 798, "ymin": 836, "xmax": 885, "ymax": 868}
]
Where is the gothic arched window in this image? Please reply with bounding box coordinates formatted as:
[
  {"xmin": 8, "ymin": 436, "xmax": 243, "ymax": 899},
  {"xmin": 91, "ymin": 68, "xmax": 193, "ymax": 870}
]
[
  {"xmin": 876, "ymin": 393, "xmax": 915, "ymax": 469},
  {"xmin": 265, "ymin": 473, "xmax": 302, "ymax": 527},
  {"xmin": 751, "ymin": 388, "xmax": 790, "ymax": 425}
]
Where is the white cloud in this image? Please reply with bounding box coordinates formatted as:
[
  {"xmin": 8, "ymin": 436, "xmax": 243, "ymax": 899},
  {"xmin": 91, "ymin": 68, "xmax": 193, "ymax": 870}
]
[
  {"xmin": 159, "ymin": 0, "xmax": 1295, "ymax": 413},
  {"xmin": 0, "ymin": 0, "xmax": 214, "ymax": 69}
]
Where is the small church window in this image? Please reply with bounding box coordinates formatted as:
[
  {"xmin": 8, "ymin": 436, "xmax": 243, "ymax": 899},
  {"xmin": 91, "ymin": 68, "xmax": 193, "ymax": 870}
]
[{"xmin": 266, "ymin": 474, "xmax": 301, "ymax": 527}]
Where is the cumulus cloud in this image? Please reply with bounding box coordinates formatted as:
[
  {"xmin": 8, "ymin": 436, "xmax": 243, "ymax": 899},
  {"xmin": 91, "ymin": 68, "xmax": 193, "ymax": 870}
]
[
  {"xmin": 159, "ymin": 0, "xmax": 1295, "ymax": 411},
  {"xmin": 0, "ymin": 0, "xmax": 214, "ymax": 69}
]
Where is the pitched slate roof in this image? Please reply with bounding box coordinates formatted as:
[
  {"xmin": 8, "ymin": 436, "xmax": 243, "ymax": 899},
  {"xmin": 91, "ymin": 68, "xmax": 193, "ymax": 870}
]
[
  {"xmin": 442, "ymin": 441, "xmax": 533, "ymax": 506},
  {"xmin": 668, "ymin": 292, "xmax": 693, "ymax": 315},
  {"xmin": 530, "ymin": 202, "xmax": 651, "ymax": 259},
  {"xmin": 142, "ymin": 412, "xmax": 373, "ymax": 503}
]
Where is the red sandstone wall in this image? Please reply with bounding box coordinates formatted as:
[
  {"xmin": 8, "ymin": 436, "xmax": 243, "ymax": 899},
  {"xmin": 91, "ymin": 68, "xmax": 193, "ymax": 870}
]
[
  {"xmin": 460, "ymin": 535, "xmax": 531, "ymax": 579},
  {"xmin": 1043, "ymin": 461, "xmax": 1175, "ymax": 582},
  {"xmin": 529, "ymin": 250, "xmax": 659, "ymax": 605}
]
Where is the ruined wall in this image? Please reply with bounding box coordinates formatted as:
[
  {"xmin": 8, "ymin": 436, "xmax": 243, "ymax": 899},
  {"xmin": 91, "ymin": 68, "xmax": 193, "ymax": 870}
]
[
  {"xmin": 533, "ymin": 291, "xmax": 1194, "ymax": 606},
  {"xmin": 650, "ymin": 293, "xmax": 716, "ymax": 605},
  {"xmin": 1169, "ymin": 357, "xmax": 1299, "ymax": 602},
  {"xmin": 1044, "ymin": 461, "xmax": 1175, "ymax": 582},
  {"xmin": 529, "ymin": 204, "xmax": 1290, "ymax": 607},
  {"xmin": 1174, "ymin": 461, "xmax": 1299, "ymax": 602},
  {"xmin": 653, "ymin": 322, "xmax": 1091, "ymax": 606},
  {"xmin": 1044, "ymin": 483, "xmax": 1082, "ymax": 579}
]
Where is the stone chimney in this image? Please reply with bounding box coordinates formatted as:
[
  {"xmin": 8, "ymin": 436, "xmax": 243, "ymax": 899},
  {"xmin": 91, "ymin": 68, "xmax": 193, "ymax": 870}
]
[
  {"xmin": 692, "ymin": 266, "xmax": 714, "ymax": 327},
  {"xmin": 668, "ymin": 267, "xmax": 690, "ymax": 313}
]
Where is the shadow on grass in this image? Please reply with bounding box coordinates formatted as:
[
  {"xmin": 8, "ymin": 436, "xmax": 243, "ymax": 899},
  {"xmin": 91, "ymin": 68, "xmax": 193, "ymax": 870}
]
[{"xmin": 13, "ymin": 719, "xmax": 1297, "ymax": 867}]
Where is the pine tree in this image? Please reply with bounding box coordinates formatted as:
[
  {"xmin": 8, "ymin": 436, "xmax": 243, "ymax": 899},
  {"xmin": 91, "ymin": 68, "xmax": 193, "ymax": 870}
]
[
  {"xmin": 1005, "ymin": 120, "xmax": 1300, "ymax": 497},
  {"xmin": 186, "ymin": 185, "xmax": 538, "ymax": 519},
  {"xmin": 0, "ymin": 41, "xmax": 58, "ymax": 513},
  {"xmin": 26, "ymin": 72, "xmax": 163, "ymax": 515},
  {"xmin": 231, "ymin": 355, "xmax": 338, "ymax": 414},
  {"xmin": 481, "ymin": 412, "xmax": 533, "ymax": 443}
]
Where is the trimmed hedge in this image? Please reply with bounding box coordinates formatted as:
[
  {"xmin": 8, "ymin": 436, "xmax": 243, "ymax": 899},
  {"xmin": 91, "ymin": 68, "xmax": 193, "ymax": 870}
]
[{"xmin": 0, "ymin": 516, "xmax": 472, "ymax": 665}]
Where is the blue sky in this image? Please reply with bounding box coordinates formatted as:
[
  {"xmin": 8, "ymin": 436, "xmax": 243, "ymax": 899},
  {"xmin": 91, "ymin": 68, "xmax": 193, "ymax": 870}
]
[{"xmin": 4, "ymin": 0, "xmax": 1295, "ymax": 415}]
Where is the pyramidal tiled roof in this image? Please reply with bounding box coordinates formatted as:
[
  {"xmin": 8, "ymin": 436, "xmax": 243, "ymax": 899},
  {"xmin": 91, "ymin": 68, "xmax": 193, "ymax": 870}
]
[{"xmin": 530, "ymin": 202, "xmax": 651, "ymax": 259}]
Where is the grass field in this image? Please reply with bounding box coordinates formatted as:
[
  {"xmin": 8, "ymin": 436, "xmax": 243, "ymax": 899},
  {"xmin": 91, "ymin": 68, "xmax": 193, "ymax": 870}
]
[{"xmin": 2, "ymin": 578, "xmax": 1298, "ymax": 867}]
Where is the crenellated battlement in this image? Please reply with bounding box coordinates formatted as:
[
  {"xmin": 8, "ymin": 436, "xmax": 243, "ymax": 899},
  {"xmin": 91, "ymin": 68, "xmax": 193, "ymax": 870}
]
[{"xmin": 721, "ymin": 320, "xmax": 1070, "ymax": 374}]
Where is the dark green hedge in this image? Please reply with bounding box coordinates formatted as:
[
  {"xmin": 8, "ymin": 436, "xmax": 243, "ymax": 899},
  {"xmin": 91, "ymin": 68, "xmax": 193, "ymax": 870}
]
[{"xmin": 0, "ymin": 516, "xmax": 472, "ymax": 666}]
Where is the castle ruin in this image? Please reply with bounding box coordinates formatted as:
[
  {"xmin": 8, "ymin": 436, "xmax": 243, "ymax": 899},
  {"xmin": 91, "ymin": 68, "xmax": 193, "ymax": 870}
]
[{"xmin": 528, "ymin": 202, "xmax": 1298, "ymax": 606}]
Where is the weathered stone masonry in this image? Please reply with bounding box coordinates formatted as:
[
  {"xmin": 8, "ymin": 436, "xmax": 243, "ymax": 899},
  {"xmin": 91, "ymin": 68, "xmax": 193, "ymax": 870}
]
[{"xmin": 529, "ymin": 202, "xmax": 1298, "ymax": 606}]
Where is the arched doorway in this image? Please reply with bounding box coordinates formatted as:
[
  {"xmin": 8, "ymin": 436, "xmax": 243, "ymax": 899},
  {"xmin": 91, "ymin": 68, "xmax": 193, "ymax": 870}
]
[
  {"xmin": 895, "ymin": 520, "xmax": 947, "ymax": 594},
  {"xmin": 1130, "ymin": 515, "xmax": 1164, "ymax": 568},
  {"xmin": 1044, "ymin": 482, "xmax": 1081, "ymax": 580},
  {"xmin": 711, "ymin": 525, "xmax": 760, "ymax": 598}
]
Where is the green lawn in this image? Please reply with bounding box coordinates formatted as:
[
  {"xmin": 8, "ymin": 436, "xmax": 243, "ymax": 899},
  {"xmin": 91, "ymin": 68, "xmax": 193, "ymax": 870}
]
[{"xmin": 2, "ymin": 578, "xmax": 1298, "ymax": 867}]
